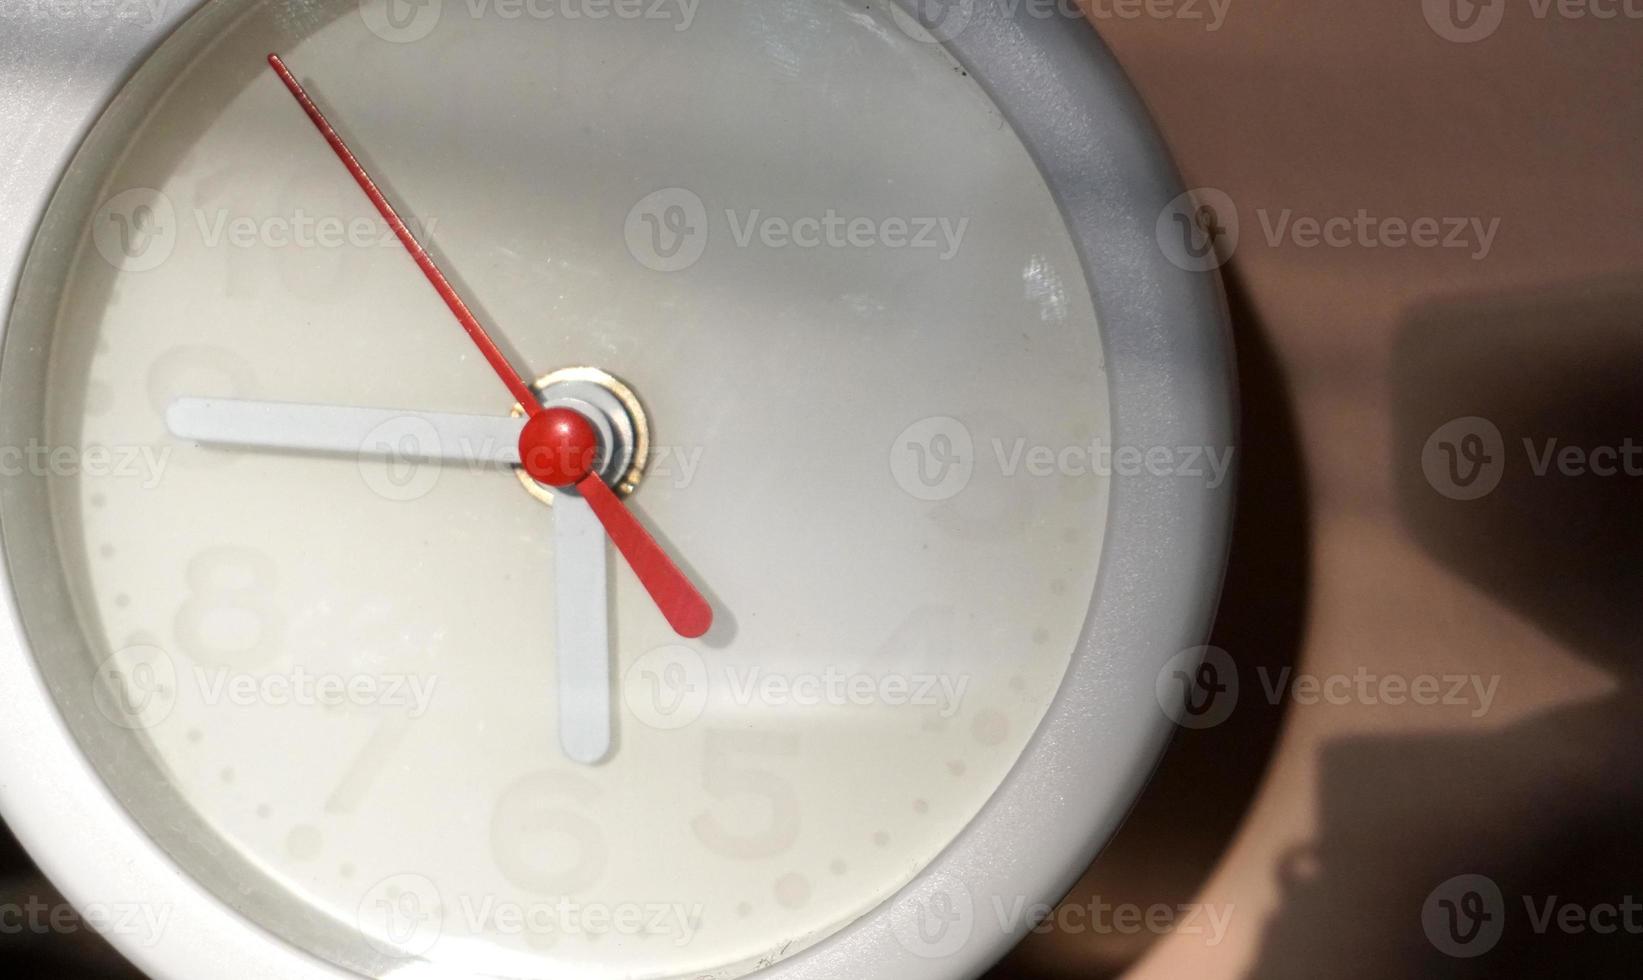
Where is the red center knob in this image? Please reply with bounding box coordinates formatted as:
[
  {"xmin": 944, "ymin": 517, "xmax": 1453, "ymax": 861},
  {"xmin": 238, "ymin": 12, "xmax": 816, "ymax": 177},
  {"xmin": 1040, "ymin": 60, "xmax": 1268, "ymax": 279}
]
[{"xmin": 519, "ymin": 407, "xmax": 600, "ymax": 487}]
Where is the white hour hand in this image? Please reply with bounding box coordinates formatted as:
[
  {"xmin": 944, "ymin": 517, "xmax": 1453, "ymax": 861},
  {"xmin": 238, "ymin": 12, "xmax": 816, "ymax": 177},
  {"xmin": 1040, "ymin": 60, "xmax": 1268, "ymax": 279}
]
[{"xmin": 166, "ymin": 397, "xmax": 527, "ymax": 466}]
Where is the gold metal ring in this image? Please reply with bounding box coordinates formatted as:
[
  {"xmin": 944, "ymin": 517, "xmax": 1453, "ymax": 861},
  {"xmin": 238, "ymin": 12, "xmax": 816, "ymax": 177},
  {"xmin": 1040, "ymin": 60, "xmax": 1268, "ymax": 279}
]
[{"xmin": 511, "ymin": 366, "xmax": 650, "ymax": 505}]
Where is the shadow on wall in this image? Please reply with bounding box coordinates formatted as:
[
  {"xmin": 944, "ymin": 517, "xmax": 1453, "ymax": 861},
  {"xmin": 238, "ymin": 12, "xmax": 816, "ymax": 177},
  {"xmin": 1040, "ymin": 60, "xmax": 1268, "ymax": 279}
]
[
  {"xmin": 1244, "ymin": 273, "xmax": 1643, "ymax": 978},
  {"xmin": 991, "ymin": 265, "xmax": 1310, "ymax": 978}
]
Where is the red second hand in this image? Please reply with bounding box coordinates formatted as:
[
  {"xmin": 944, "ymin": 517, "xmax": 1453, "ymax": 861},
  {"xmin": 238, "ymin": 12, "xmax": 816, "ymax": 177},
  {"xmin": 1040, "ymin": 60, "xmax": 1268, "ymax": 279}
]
[
  {"xmin": 269, "ymin": 53, "xmax": 713, "ymax": 639},
  {"xmin": 519, "ymin": 410, "xmax": 712, "ymax": 637},
  {"xmin": 578, "ymin": 474, "xmax": 713, "ymax": 639},
  {"xmin": 266, "ymin": 53, "xmax": 539, "ymax": 413}
]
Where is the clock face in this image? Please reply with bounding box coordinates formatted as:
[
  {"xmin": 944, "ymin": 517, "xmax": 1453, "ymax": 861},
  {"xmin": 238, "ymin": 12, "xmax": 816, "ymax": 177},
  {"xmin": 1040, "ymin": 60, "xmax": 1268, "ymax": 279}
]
[{"xmin": 1, "ymin": 1, "xmax": 1110, "ymax": 976}]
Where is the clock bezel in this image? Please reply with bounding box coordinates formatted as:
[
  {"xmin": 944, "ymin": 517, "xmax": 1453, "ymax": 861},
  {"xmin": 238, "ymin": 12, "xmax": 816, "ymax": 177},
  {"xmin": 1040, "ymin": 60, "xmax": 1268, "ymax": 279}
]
[{"xmin": 0, "ymin": 2, "xmax": 1235, "ymax": 978}]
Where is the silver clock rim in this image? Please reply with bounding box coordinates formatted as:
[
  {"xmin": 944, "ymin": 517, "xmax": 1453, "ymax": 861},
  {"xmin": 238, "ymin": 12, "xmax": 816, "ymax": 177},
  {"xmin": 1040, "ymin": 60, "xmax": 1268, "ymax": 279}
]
[{"xmin": 0, "ymin": 2, "xmax": 1236, "ymax": 978}]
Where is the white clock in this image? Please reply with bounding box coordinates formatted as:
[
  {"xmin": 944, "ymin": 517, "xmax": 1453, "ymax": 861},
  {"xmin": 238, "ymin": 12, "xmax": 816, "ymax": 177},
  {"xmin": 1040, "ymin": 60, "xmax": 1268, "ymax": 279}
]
[{"xmin": 0, "ymin": 1, "xmax": 1234, "ymax": 978}]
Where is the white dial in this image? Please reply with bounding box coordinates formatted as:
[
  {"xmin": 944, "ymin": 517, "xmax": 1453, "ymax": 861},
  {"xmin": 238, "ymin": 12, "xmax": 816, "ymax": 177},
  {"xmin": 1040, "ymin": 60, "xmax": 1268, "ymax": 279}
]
[{"xmin": 3, "ymin": 1, "xmax": 1113, "ymax": 977}]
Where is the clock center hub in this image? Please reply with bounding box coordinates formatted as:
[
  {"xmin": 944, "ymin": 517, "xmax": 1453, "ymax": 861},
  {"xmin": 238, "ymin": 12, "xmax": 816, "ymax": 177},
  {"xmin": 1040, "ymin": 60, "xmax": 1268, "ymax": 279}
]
[{"xmin": 512, "ymin": 367, "xmax": 650, "ymax": 505}]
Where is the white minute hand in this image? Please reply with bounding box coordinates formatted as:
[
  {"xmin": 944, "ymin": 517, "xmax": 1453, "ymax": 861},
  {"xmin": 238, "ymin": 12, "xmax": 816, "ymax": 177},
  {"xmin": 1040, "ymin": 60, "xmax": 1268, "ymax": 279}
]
[{"xmin": 554, "ymin": 495, "xmax": 612, "ymax": 765}]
